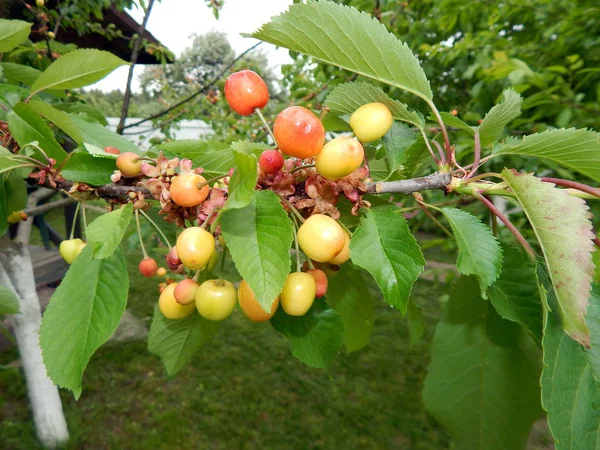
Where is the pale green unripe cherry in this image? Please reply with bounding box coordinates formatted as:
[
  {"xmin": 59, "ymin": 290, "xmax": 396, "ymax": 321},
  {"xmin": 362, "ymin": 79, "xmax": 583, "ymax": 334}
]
[{"xmin": 349, "ymin": 102, "xmax": 393, "ymax": 143}]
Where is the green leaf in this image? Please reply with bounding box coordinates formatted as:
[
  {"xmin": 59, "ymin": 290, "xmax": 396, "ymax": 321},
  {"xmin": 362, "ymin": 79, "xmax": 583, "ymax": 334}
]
[
  {"xmin": 0, "ymin": 62, "xmax": 41, "ymax": 86},
  {"xmin": 40, "ymin": 246, "xmax": 128, "ymax": 398},
  {"xmin": 61, "ymin": 152, "xmax": 115, "ymax": 185},
  {"xmin": 7, "ymin": 102, "xmax": 67, "ymax": 163},
  {"xmin": 85, "ymin": 204, "xmax": 133, "ymax": 259},
  {"xmin": 382, "ymin": 122, "xmax": 418, "ymax": 175},
  {"xmin": 148, "ymin": 306, "xmax": 220, "ymax": 376},
  {"xmin": 30, "ymin": 49, "xmax": 128, "ymax": 95},
  {"xmin": 0, "ymin": 19, "xmax": 31, "ymax": 53},
  {"xmin": 223, "ymin": 149, "xmax": 257, "ymax": 210},
  {"xmin": 0, "ymin": 285, "xmax": 20, "ymax": 315},
  {"xmin": 495, "ymin": 129, "xmax": 600, "ymax": 183},
  {"xmin": 587, "ymin": 286, "xmax": 600, "ymax": 378},
  {"xmin": 440, "ymin": 207, "xmax": 503, "ymax": 298},
  {"xmin": 397, "ymin": 134, "xmax": 434, "ymax": 179},
  {"xmin": 70, "ymin": 115, "xmax": 141, "ymax": 155},
  {"xmin": 221, "ymin": 190, "xmax": 293, "ymax": 312},
  {"xmin": 270, "ymin": 301, "xmax": 344, "ymax": 369},
  {"xmin": 503, "ymin": 170, "xmax": 594, "ymax": 347},
  {"xmin": 436, "ymin": 112, "xmax": 474, "ymax": 135},
  {"xmin": 253, "ymin": 1, "xmax": 432, "ymax": 101},
  {"xmin": 325, "ymin": 263, "xmax": 375, "ymax": 352},
  {"xmin": 539, "ymin": 274, "xmax": 600, "ymax": 449},
  {"xmin": 54, "ymin": 102, "xmax": 108, "ymax": 126},
  {"xmin": 324, "ymin": 81, "xmax": 425, "ymax": 129},
  {"xmin": 488, "ymin": 245, "xmax": 543, "ymax": 341},
  {"xmin": 478, "ymin": 89, "xmax": 522, "ymax": 147},
  {"xmin": 423, "ymin": 277, "xmax": 542, "ymax": 450},
  {"xmin": 350, "ymin": 206, "xmax": 424, "ymax": 314},
  {"xmin": 0, "ymin": 154, "xmax": 25, "ymax": 170},
  {"xmin": 29, "ymin": 99, "xmax": 83, "ymax": 144},
  {"xmin": 155, "ymin": 140, "xmax": 233, "ymax": 179},
  {"xmin": 321, "ymin": 111, "xmax": 351, "ymax": 132}
]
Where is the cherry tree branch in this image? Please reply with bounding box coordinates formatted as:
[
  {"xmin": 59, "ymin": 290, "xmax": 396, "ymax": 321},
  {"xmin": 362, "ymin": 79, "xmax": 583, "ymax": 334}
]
[{"xmin": 364, "ymin": 172, "xmax": 452, "ymax": 194}]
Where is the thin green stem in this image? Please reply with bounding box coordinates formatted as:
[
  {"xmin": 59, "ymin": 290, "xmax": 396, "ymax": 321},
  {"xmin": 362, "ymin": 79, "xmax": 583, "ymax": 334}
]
[
  {"xmin": 201, "ymin": 210, "xmax": 218, "ymax": 230},
  {"xmin": 413, "ymin": 194, "xmax": 453, "ymax": 238},
  {"xmin": 281, "ymin": 196, "xmax": 306, "ymax": 223},
  {"xmin": 81, "ymin": 202, "xmax": 88, "ymax": 233},
  {"xmin": 135, "ymin": 210, "xmax": 148, "ymax": 259},
  {"xmin": 23, "ymin": 143, "xmax": 51, "ymax": 165},
  {"xmin": 254, "ymin": 107, "xmax": 277, "ymax": 145},
  {"xmin": 69, "ymin": 201, "xmax": 81, "ymax": 240},
  {"xmin": 197, "ymin": 173, "xmax": 229, "ymax": 189},
  {"xmin": 289, "ymin": 213, "xmax": 302, "ymax": 272},
  {"xmin": 0, "ymin": 164, "xmax": 36, "ymax": 175},
  {"xmin": 139, "ymin": 209, "xmax": 172, "ymax": 249},
  {"xmin": 290, "ymin": 164, "xmax": 315, "ymax": 174},
  {"xmin": 427, "ymin": 101, "xmax": 452, "ymax": 163},
  {"xmin": 338, "ymin": 220, "xmax": 352, "ymax": 237}
]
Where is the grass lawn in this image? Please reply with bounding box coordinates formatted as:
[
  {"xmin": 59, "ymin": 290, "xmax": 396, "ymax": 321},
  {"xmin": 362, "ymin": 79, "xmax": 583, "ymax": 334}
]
[{"xmin": 0, "ymin": 204, "xmax": 552, "ymax": 449}]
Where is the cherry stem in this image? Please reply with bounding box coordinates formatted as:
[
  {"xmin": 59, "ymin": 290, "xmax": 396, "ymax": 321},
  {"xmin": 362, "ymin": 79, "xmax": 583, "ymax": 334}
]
[
  {"xmin": 134, "ymin": 209, "xmax": 148, "ymax": 259},
  {"xmin": 69, "ymin": 201, "xmax": 81, "ymax": 240},
  {"xmin": 338, "ymin": 220, "xmax": 353, "ymax": 237},
  {"xmin": 307, "ymin": 258, "xmax": 315, "ymax": 270},
  {"xmin": 0, "ymin": 164, "xmax": 36, "ymax": 175},
  {"xmin": 139, "ymin": 209, "xmax": 172, "ymax": 250},
  {"xmin": 289, "ymin": 212, "xmax": 302, "ymax": 272},
  {"xmin": 254, "ymin": 107, "xmax": 277, "ymax": 146},
  {"xmin": 81, "ymin": 202, "xmax": 88, "ymax": 235},
  {"xmin": 10, "ymin": 154, "xmax": 46, "ymax": 167},
  {"xmin": 412, "ymin": 193, "xmax": 453, "ymax": 239},
  {"xmin": 281, "ymin": 197, "xmax": 306, "ymax": 223},
  {"xmin": 197, "ymin": 173, "xmax": 229, "ymax": 189},
  {"xmin": 430, "ymin": 139, "xmax": 445, "ymax": 163},
  {"xmin": 459, "ymin": 154, "xmax": 495, "ymax": 172},
  {"xmin": 55, "ymin": 151, "xmax": 76, "ymax": 173},
  {"xmin": 490, "ymin": 201, "xmax": 499, "ymax": 237},
  {"xmin": 23, "ymin": 143, "xmax": 51, "ymax": 166},
  {"xmin": 540, "ymin": 177, "xmax": 600, "ymax": 199},
  {"xmin": 133, "ymin": 156, "xmax": 156, "ymax": 163},
  {"xmin": 201, "ymin": 210, "xmax": 218, "ymax": 230},
  {"xmin": 290, "ymin": 164, "xmax": 315, "ymax": 174},
  {"xmin": 474, "ymin": 191, "xmax": 536, "ymax": 261},
  {"xmin": 465, "ymin": 129, "xmax": 481, "ymax": 179},
  {"xmin": 428, "ymin": 102, "xmax": 452, "ymax": 163},
  {"xmin": 462, "ymin": 172, "xmax": 503, "ymax": 184},
  {"xmin": 193, "ymin": 269, "xmax": 203, "ymax": 282}
]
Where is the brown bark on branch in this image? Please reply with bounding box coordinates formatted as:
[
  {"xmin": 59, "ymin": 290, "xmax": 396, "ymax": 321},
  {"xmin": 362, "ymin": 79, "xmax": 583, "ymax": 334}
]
[{"xmin": 364, "ymin": 172, "xmax": 452, "ymax": 195}]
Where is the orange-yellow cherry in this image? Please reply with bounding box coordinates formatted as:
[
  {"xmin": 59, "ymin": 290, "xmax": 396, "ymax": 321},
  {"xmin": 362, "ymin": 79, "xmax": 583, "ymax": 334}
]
[
  {"xmin": 224, "ymin": 70, "xmax": 269, "ymax": 116},
  {"xmin": 280, "ymin": 272, "xmax": 316, "ymax": 316},
  {"xmin": 329, "ymin": 230, "xmax": 350, "ymax": 265},
  {"xmin": 307, "ymin": 269, "xmax": 328, "ymax": 298},
  {"xmin": 176, "ymin": 227, "xmax": 215, "ymax": 270},
  {"xmin": 349, "ymin": 102, "xmax": 393, "ymax": 143},
  {"xmin": 316, "ymin": 137, "xmax": 364, "ymax": 181},
  {"xmin": 116, "ymin": 152, "xmax": 142, "ymax": 177},
  {"xmin": 297, "ymin": 214, "xmax": 345, "ymax": 263},
  {"xmin": 170, "ymin": 173, "xmax": 210, "ymax": 207},
  {"xmin": 273, "ymin": 106, "xmax": 325, "ymax": 159},
  {"xmin": 159, "ymin": 283, "xmax": 196, "ymax": 320},
  {"xmin": 238, "ymin": 280, "xmax": 279, "ymax": 322}
]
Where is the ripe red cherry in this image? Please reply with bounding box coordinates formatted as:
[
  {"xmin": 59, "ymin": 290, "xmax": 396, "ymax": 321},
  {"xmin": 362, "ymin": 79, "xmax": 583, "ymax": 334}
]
[
  {"xmin": 307, "ymin": 269, "xmax": 328, "ymax": 298},
  {"xmin": 166, "ymin": 247, "xmax": 181, "ymax": 270},
  {"xmin": 259, "ymin": 150, "xmax": 284, "ymax": 174},
  {"xmin": 224, "ymin": 70, "xmax": 269, "ymax": 116},
  {"xmin": 104, "ymin": 146, "xmax": 120, "ymax": 155},
  {"xmin": 273, "ymin": 106, "xmax": 325, "ymax": 159},
  {"xmin": 139, "ymin": 257, "xmax": 158, "ymax": 277}
]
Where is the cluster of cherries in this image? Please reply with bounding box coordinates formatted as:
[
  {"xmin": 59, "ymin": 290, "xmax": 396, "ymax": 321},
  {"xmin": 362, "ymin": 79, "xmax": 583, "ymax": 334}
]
[{"xmin": 59, "ymin": 69, "xmax": 394, "ymax": 323}]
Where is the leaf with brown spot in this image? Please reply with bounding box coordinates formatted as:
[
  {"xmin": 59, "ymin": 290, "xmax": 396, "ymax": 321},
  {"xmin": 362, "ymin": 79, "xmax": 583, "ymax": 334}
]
[{"xmin": 503, "ymin": 170, "xmax": 595, "ymax": 347}]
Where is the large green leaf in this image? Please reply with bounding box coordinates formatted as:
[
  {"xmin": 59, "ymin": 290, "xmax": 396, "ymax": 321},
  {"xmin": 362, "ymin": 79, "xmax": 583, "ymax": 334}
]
[
  {"xmin": 221, "ymin": 190, "xmax": 293, "ymax": 311},
  {"xmin": 0, "ymin": 170, "xmax": 27, "ymax": 237},
  {"xmin": 0, "ymin": 62, "xmax": 41, "ymax": 87},
  {"xmin": 440, "ymin": 207, "xmax": 502, "ymax": 298},
  {"xmin": 423, "ymin": 277, "xmax": 542, "ymax": 450},
  {"xmin": 148, "ymin": 306, "xmax": 220, "ymax": 376},
  {"xmin": 488, "ymin": 245, "xmax": 543, "ymax": 341},
  {"xmin": 29, "ymin": 99, "xmax": 83, "ymax": 144},
  {"xmin": 436, "ymin": 112, "xmax": 474, "ymax": 135},
  {"xmin": 61, "ymin": 152, "xmax": 115, "ymax": 185},
  {"xmin": 350, "ymin": 206, "xmax": 424, "ymax": 315},
  {"xmin": 155, "ymin": 140, "xmax": 233, "ymax": 179},
  {"xmin": 495, "ymin": 129, "xmax": 600, "ymax": 183},
  {"xmin": 40, "ymin": 246, "xmax": 128, "ymax": 398},
  {"xmin": 223, "ymin": 149, "xmax": 257, "ymax": 210},
  {"xmin": 0, "ymin": 285, "xmax": 20, "ymax": 315},
  {"xmin": 324, "ymin": 81, "xmax": 425, "ymax": 129},
  {"xmin": 539, "ymin": 274, "xmax": 600, "ymax": 449},
  {"xmin": 54, "ymin": 102, "xmax": 108, "ymax": 126},
  {"xmin": 503, "ymin": 170, "xmax": 594, "ymax": 347},
  {"xmin": 252, "ymin": 1, "xmax": 432, "ymax": 101},
  {"xmin": 325, "ymin": 263, "xmax": 375, "ymax": 352},
  {"xmin": 0, "ymin": 19, "xmax": 31, "ymax": 53},
  {"xmin": 270, "ymin": 301, "xmax": 344, "ymax": 368},
  {"xmin": 85, "ymin": 203, "xmax": 133, "ymax": 259},
  {"xmin": 478, "ymin": 89, "xmax": 522, "ymax": 146},
  {"xmin": 382, "ymin": 123, "xmax": 419, "ymax": 176},
  {"xmin": 7, "ymin": 102, "xmax": 67, "ymax": 163},
  {"xmin": 70, "ymin": 115, "xmax": 141, "ymax": 155},
  {"xmin": 30, "ymin": 49, "xmax": 128, "ymax": 95}
]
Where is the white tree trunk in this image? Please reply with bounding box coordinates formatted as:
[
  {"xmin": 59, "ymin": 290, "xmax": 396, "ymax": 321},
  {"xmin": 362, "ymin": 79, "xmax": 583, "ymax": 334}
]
[{"xmin": 0, "ymin": 188, "xmax": 69, "ymax": 448}]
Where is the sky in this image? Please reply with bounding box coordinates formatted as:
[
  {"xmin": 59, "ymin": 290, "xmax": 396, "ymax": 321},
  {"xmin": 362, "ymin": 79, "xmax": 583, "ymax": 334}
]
[{"xmin": 91, "ymin": 0, "xmax": 294, "ymax": 93}]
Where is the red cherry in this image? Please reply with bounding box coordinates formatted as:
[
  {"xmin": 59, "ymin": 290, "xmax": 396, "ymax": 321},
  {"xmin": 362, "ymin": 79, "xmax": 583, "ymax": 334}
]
[
  {"xmin": 259, "ymin": 150, "xmax": 284, "ymax": 174},
  {"xmin": 307, "ymin": 269, "xmax": 328, "ymax": 298},
  {"xmin": 273, "ymin": 106, "xmax": 325, "ymax": 159},
  {"xmin": 104, "ymin": 146, "xmax": 120, "ymax": 155},
  {"xmin": 166, "ymin": 247, "xmax": 181, "ymax": 270},
  {"xmin": 224, "ymin": 70, "xmax": 269, "ymax": 116},
  {"xmin": 139, "ymin": 257, "xmax": 158, "ymax": 277}
]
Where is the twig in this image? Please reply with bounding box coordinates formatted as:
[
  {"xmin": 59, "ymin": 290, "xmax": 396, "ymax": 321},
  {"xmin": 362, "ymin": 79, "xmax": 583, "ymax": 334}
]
[
  {"xmin": 121, "ymin": 42, "xmax": 262, "ymax": 131},
  {"xmin": 139, "ymin": 209, "xmax": 172, "ymax": 249},
  {"xmin": 365, "ymin": 172, "xmax": 451, "ymax": 194},
  {"xmin": 465, "ymin": 129, "xmax": 481, "ymax": 179},
  {"xmin": 427, "ymin": 102, "xmax": 452, "ymax": 163},
  {"xmin": 541, "ymin": 177, "xmax": 600, "ymax": 199},
  {"xmin": 474, "ymin": 191, "xmax": 535, "ymax": 261},
  {"xmin": 117, "ymin": 0, "xmax": 157, "ymax": 134}
]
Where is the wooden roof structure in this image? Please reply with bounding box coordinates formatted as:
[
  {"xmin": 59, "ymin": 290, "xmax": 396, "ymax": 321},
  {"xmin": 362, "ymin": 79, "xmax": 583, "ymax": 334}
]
[{"xmin": 2, "ymin": 0, "xmax": 173, "ymax": 64}]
